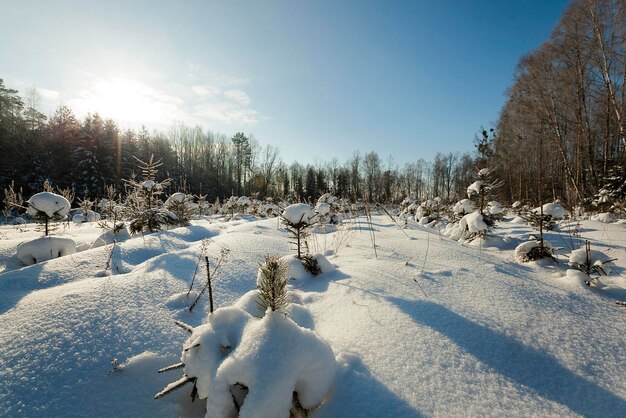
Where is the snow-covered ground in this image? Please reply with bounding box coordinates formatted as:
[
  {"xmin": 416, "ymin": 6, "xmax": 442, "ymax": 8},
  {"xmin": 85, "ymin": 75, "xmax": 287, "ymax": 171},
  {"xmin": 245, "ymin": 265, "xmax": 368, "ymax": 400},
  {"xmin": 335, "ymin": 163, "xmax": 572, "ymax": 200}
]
[{"xmin": 0, "ymin": 214, "xmax": 625, "ymax": 417}]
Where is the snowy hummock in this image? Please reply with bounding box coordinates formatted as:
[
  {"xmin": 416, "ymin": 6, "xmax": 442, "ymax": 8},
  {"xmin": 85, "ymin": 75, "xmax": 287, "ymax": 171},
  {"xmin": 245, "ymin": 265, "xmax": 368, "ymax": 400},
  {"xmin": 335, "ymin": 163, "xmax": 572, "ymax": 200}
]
[
  {"xmin": 26, "ymin": 192, "xmax": 71, "ymax": 218},
  {"xmin": 73, "ymin": 210, "xmax": 101, "ymax": 223},
  {"xmin": 16, "ymin": 236, "xmax": 76, "ymax": 265},
  {"xmin": 315, "ymin": 202, "xmax": 331, "ymax": 216},
  {"xmin": 282, "ymin": 203, "xmax": 316, "ymax": 225}
]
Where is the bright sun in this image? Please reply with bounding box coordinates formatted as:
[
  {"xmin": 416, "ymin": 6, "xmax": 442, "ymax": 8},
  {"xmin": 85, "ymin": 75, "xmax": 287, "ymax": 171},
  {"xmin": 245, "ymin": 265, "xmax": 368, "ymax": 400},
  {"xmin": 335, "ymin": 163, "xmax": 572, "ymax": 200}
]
[{"xmin": 71, "ymin": 76, "xmax": 180, "ymax": 126}]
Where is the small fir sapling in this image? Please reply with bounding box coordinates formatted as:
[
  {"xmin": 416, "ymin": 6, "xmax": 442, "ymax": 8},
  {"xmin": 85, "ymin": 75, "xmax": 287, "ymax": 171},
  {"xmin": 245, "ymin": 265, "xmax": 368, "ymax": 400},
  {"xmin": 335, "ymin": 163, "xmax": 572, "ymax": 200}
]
[
  {"xmin": 124, "ymin": 155, "xmax": 177, "ymax": 234},
  {"xmin": 282, "ymin": 203, "xmax": 322, "ymax": 275},
  {"xmin": 256, "ymin": 255, "xmax": 289, "ymax": 313},
  {"xmin": 164, "ymin": 192, "xmax": 193, "ymax": 226}
]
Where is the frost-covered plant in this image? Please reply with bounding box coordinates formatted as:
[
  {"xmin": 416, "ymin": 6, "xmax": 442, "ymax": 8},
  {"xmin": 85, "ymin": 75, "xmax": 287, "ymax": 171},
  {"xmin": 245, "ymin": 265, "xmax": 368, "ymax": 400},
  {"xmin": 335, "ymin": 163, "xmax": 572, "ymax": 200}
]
[
  {"xmin": 568, "ymin": 241, "xmax": 616, "ymax": 286},
  {"xmin": 2, "ymin": 180, "xmax": 23, "ymax": 224},
  {"xmin": 257, "ymin": 255, "xmax": 289, "ymax": 313},
  {"xmin": 124, "ymin": 155, "xmax": 176, "ymax": 234},
  {"xmin": 164, "ymin": 192, "xmax": 193, "ymax": 226},
  {"xmin": 73, "ymin": 196, "xmax": 100, "ymax": 223}
]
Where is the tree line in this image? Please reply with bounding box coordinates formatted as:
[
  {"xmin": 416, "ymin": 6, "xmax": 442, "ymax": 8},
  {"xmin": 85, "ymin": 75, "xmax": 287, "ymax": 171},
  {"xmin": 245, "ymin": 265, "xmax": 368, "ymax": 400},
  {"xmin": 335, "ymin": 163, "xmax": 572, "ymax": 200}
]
[{"xmin": 0, "ymin": 78, "xmax": 478, "ymax": 205}]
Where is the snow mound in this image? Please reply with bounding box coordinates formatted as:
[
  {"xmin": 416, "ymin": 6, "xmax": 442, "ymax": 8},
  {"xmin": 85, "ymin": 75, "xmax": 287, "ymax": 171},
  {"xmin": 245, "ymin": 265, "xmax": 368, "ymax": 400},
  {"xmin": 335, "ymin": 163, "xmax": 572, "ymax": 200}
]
[
  {"xmin": 16, "ymin": 236, "xmax": 76, "ymax": 265},
  {"xmin": 592, "ymin": 212, "xmax": 618, "ymax": 223},
  {"xmin": 90, "ymin": 226, "xmax": 131, "ymax": 249},
  {"xmin": 26, "ymin": 192, "xmax": 71, "ymax": 218},
  {"xmin": 282, "ymin": 203, "xmax": 316, "ymax": 225}
]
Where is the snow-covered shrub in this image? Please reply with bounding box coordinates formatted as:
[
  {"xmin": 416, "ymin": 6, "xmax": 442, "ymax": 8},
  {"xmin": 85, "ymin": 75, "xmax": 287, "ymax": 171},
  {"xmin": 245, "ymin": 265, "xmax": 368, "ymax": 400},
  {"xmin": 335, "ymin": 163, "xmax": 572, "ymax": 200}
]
[
  {"xmin": 514, "ymin": 239, "xmax": 555, "ymax": 263},
  {"xmin": 458, "ymin": 211, "xmax": 489, "ymax": 241},
  {"xmin": 128, "ymin": 208, "xmax": 178, "ymax": 234},
  {"xmin": 282, "ymin": 203, "xmax": 318, "ymax": 260},
  {"xmin": 466, "ymin": 168, "xmax": 502, "ymax": 228},
  {"xmin": 17, "ymin": 236, "xmax": 76, "ymax": 265},
  {"xmin": 157, "ymin": 260, "xmax": 337, "ymax": 418},
  {"xmin": 26, "ymin": 191, "xmax": 71, "ymax": 236},
  {"xmin": 568, "ymin": 241, "xmax": 616, "ymax": 285},
  {"xmin": 164, "ymin": 192, "xmax": 193, "ymax": 226},
  {"xmin": 124, "ymin": 155, "xmax": 176, "ymax": 233},
  {"xmin": 453, "ymin": 198, "xmax": 475, "ymax": 218},
  {"xmin": 592, "ymin": 166, "xmax": 625, "ymax": 215}
]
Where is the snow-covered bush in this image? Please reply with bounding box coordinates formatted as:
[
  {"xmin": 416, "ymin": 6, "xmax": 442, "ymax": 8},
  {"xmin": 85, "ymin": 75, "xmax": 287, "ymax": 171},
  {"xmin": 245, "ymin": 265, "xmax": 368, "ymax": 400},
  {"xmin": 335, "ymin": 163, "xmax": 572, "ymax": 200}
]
[
  {"xmin": 124, "ymin": 155, "xmax": 177, "ymax": 234},
  {"xmin": 164, "ymin": 192, "xmax": 193, "ymax": 226},
  {"xmin": 17, "ymin": 236, "xmax": 76, "ymax": 265},
  {"xmin": 568, "ymin": 241, "xmax": 616, "ymax": 285},
  {"xmin": 458, "ymin": 211, "xmax": 489, "ymax": 241},
  {"xmin": 26, "ymin": 191, "xmax": 71, "ymax": 236},
  {"xmin": 452, "ymin": 198, "xmax": 475, "ymax": 218},
  {"xmin": 514, "ymin": 239, "xmax": 555, "ymax": 263},
  {"xmin": 156, "ymin": 257, "xmax": 337, "ymax": 417},
  {"xmin": 282, "ymin": 203, "xmax": 318, "ymax": 261}
]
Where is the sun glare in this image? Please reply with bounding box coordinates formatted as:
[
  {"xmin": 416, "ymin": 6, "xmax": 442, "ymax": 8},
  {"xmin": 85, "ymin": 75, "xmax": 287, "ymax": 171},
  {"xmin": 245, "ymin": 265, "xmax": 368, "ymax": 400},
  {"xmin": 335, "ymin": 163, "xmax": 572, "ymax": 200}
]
[{"xmin": 71, "ymin": 76, "xmax": 180, "ymax": 126}]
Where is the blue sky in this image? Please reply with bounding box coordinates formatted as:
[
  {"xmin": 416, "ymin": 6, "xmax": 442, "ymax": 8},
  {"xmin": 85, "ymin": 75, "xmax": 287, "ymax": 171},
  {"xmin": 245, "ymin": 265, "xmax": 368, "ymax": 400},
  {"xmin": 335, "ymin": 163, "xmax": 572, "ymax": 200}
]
[{"xmin": 0, "ymin": 0, "xmax": 570, "ymax": 165}]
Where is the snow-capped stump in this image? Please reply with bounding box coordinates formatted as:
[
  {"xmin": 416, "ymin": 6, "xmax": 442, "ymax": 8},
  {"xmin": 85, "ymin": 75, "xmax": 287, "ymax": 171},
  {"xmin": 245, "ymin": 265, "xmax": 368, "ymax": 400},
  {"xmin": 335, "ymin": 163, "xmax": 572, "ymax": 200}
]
[
  {"xmin": 514, "ymin": 239, "xmax": 554, "ymax": 263},
  {"xmin": 16, "ymin": 236, "xmax": 76, "ymax": 265},
  {"xmin": 26, "ymin": 192, "xmax": 71, "ymax": 219}
]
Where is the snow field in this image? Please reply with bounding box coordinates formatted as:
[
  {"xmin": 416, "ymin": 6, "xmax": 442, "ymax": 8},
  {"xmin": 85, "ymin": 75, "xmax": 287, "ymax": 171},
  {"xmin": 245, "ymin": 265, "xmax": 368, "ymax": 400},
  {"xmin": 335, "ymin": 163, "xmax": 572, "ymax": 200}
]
[{"xmin": 0, "ymin": 214, "xmax": 624, "ymax": 417}]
